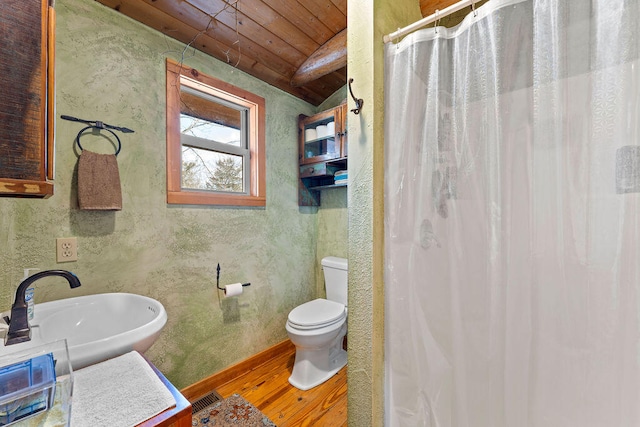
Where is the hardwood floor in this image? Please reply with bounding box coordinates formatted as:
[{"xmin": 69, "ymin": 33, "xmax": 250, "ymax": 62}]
[{"xmin": 181, "ymin": 340, "xmax": 347, "ymax": 427}]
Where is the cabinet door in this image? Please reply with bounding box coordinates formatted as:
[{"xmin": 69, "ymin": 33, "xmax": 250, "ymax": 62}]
[
  {"xmin": 299, "ymin": 107, "xmax": 342, "ymax": 165},
  {"xmin": 0, "ymin": 0, "xmax": 55, "ymax": 197},
  {"xmin": 336, "ymin": 103, "xmax": 347, "ymax": 158}
]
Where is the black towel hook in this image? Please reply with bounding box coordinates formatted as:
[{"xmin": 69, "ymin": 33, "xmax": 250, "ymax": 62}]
[{"xmin": 348, "ymin": 78, "xmax": 364, "ymax": 115}]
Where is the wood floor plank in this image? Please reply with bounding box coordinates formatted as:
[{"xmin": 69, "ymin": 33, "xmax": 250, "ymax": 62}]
[
  {"xmin": 263, "ymin": 369, "xmax": 346, "ymax": 425},
  {"xmin": 182, "ymin": 339, "xmax": 347, "ymax": 426},
  {"xmin": 216, "ymin": 355, "xmax": 292, "ymax": 399},
  {"xmin": 181, "ymin": 340, "xmax": 294, "ymax": 401}
]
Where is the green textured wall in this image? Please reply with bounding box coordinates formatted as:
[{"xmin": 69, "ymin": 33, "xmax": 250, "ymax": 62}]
[
  {"xmin": 315, "ymin": 188, "xmax": 348, "ymax": 296},
  {"xmin": 0, "ymin": 0, "xmax": 348, "ymax": 389},
  {"xmin": 347, "ymin": 0, "xmax": 421, "ymax": 425},
  {"xmin": 315, "ymin": 85, "xmax": 349, "ymax": 296}
]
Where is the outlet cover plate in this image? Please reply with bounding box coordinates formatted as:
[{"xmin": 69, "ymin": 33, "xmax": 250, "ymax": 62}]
[{"xmin": 56, "ymin": 237, "xmax": 78, "ymax": 262}]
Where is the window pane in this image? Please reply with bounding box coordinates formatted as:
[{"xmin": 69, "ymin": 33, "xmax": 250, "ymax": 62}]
[
  {"xmin": 180, "ymin": 88, "xmax": 244, "ymax": 148},
  {"xmin": 181, "ymin": 146, "xmax": 244, "ymax": 193},
  {"xmin": 180, "ymin": 113, "xmax": 242, "ymax": 147}
]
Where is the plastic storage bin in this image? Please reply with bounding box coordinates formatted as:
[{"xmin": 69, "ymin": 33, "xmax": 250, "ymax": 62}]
[
  {"xmin": 0, "ymin": 353, "xmax": 56, "ymax": 426},
  {"xmin": 0, "ymin": 340, "xmax": 73, "ymax": 427}
]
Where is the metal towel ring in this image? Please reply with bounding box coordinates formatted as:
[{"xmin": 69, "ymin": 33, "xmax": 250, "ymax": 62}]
[{"xmin": 75, "ymin": 125, "xmax": 122, "ymax": 156}]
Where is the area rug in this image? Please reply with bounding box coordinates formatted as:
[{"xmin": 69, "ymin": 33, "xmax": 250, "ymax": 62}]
[{"xmin": 192, "ymin": 393, "xmax": 277, "ymax": 426}]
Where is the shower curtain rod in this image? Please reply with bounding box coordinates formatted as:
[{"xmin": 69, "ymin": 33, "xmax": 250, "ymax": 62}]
[{"xmin": 383, "ymin": 0, "xmax": 482, "ymax": 44}]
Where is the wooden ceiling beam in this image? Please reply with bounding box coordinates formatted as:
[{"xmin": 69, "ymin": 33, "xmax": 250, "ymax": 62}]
[{"xmin": 290, "ymin": 29, "xmax": 346, "ymax": 87}]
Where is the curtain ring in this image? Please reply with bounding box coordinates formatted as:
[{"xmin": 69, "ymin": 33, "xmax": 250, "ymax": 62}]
[
  {"xmin": 434, "ymin": 9, "xmax": 440, "ymax": 33},
  {"xmin": 471, "ymin": 2, "xmax": 478, "ymax": 17}
]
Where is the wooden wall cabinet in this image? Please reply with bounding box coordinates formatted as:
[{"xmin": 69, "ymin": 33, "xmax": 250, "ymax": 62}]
[
  {"xmin": 0, "ymin": 0, "xmax": 55, "ymax": 198},
  {"xmin": 298, "ymin": 103, "xmax": 348, "ymax": 206}
]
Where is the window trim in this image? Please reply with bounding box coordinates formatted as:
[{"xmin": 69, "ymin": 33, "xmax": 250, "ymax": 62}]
[{"xmin": 166, "ymin": 58, "xmax": 266, "ymax": 206}]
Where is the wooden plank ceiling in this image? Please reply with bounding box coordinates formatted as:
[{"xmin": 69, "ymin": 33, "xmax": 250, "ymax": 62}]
[{"xmin": 95, "ymin": 0, "xmax": 347, "ymax": 106}]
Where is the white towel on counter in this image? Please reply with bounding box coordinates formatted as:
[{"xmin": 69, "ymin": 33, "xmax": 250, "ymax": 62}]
[{"xmin": 71, "ymin": 351, "xmax": 176, "ymax": 427}]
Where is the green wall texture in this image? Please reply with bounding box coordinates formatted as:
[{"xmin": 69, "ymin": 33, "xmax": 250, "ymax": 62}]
[
  {"xmin": 346, "ymin": 0, "xmax": 421, "ymax": 425},
  {"xmin": 0, "ymin": 0, "xmax": 347, "ymax": 389}
]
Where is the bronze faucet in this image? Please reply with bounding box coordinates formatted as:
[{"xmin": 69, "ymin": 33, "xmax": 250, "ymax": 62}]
[{"xmin": 4, "ymin": 270, "xmax": 81, "ymax": 346}]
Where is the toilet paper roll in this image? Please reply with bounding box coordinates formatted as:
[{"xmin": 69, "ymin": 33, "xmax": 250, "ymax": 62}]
[
  {"xmin": 224, "ymin": 282, "xmax": 243, "ymax": 297},
  {"xmin": 305, "ymin": 128, "xmax": 317, "ymax": 141},
  {"xmin": 326, "ymin": 121, "xmax": 335, "ymax": 136},
  {"xmin": 315, "ymin": 125, "xmax": 328, "ymax": 138}
]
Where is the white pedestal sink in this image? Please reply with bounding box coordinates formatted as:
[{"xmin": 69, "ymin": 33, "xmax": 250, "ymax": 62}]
[{"xmin": 0, "ymin": 293, "xmax": 167, "ymax": 370}]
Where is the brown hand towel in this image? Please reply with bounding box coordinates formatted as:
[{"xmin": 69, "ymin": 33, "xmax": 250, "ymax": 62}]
[{"xmin": 77, "ymin": 150, "xmax": 122, "ymax": 210}]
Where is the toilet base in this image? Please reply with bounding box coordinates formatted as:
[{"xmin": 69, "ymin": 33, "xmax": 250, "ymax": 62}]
[{"xmin": 288, "ymin": 344, "xmax": 347, "ymax": 391}]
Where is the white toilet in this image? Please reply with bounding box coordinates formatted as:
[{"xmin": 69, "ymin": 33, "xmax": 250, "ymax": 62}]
[{"xmin": 286, "ymin": 256, "xmax": 348, "ymax": 391}]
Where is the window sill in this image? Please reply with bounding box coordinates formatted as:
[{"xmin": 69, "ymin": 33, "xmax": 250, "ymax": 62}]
[{"xmin": 167, "ymin": 190, "xmax": 266, "ymax": 207}]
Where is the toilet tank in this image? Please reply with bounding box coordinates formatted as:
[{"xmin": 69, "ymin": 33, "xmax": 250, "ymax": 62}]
[{"xmin": 322, "ymin": 256, "xmax": 348, "ymax": 306}]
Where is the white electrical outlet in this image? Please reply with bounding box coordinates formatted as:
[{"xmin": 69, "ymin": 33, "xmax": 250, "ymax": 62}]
[{"xmin": 56, "ymin": 237, "xmax": 78, "ymax": 262}]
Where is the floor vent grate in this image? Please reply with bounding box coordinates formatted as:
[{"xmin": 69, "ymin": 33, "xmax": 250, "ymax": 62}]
[{"xmin": 191, "ymin": 390, "xmax": 224, "ymax": 414}]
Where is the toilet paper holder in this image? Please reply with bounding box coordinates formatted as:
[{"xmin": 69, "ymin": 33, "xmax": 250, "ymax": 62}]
[{"xmin": 216, "ymin": 263, "xmax": 251, "ymax": 291}]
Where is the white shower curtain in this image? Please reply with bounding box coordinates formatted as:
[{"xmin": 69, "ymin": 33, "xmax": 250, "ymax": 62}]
[{"xmin": 384, "ymin": 0, "xmax": 640, "ymax": 426}]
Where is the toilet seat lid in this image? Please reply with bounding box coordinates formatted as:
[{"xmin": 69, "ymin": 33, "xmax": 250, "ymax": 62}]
[{"xmin": 288, "ymin": 299, "xmax": 346, "ymax": 329}]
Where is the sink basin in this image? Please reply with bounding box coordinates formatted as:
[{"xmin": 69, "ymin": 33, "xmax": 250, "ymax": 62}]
[{"xmin": 0, "ymin": 293, "xmax": 167, "ymax": 370}]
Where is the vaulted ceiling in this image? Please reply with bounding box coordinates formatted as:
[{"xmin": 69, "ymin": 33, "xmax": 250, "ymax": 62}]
[
  {"xmin": 95, "ymin": 0, "xmax": 447, "ymax": 106},
  {"xmin": 95, "ymin": 0, "xmax": 347, "ymax": 106}
]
